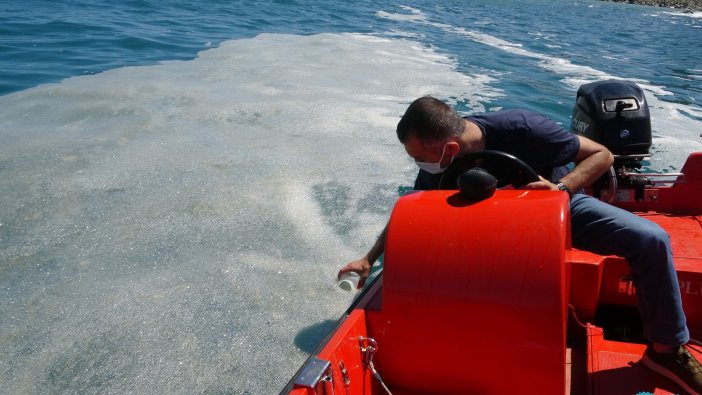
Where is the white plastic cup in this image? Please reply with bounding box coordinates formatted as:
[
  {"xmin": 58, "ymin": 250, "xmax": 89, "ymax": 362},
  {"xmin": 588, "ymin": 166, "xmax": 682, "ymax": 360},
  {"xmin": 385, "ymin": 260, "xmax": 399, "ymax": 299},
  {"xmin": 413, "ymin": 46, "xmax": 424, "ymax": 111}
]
[{"xmin": 338, "ymin": 272, "xmax": 360, "ymax": 292}]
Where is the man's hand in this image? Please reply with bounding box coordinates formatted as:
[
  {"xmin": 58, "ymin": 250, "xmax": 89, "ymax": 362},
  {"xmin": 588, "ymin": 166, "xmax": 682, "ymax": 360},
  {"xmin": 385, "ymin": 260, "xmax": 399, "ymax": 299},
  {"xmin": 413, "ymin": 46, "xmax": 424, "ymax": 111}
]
[
  {"xmin": 524, "ymin": 175, "xmax": 558, "ymax": 191},
  {"xmin": 337, "ymin": 257, "xmax": 372, "ymax": 289}
]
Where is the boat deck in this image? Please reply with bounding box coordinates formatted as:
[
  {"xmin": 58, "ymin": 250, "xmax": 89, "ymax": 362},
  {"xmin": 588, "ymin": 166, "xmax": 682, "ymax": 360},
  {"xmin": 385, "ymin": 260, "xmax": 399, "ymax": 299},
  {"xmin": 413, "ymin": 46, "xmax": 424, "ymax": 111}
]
[{"xmin": 578, "ymin": 325, "xmax": 702, "ymax": 395}]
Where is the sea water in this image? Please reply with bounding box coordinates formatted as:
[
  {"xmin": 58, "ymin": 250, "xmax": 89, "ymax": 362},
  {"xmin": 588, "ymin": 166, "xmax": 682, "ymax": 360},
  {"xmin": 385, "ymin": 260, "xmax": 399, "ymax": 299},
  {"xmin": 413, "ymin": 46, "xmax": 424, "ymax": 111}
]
[{"xmin": 1, "ymin": 0, "xmax": 701, "ymax": 393}]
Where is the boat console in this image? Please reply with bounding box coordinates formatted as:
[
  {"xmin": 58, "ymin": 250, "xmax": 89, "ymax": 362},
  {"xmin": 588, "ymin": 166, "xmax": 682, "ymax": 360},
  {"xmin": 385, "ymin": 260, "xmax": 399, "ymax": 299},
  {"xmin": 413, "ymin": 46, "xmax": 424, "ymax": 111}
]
[{"xmin": 283, "ymin": 81, "xmax": 702, "ymax": 394}]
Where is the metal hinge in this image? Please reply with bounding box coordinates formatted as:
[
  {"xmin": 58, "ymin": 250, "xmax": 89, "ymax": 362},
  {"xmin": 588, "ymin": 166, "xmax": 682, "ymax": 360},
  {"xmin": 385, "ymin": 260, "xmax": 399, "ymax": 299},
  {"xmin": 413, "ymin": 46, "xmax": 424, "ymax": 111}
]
[{"xmin": 293, "ymin": 357, "xmax": 334, "ymax": 394}]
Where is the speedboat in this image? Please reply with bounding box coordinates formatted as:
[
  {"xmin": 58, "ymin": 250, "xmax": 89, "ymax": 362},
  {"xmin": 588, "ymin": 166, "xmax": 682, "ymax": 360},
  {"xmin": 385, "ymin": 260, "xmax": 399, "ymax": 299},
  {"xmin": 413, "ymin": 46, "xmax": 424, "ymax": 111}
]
[{"xmin": 281, "ymin": 80, "xmax": 702, "ymax": 394}]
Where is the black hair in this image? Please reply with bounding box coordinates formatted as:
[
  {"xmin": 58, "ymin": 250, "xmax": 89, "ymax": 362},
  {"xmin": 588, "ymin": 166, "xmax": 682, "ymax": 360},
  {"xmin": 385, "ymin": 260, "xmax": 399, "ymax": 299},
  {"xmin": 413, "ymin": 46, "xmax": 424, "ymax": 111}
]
[{"xmin": 396, "ymin": 96, "xmax": 465, "ymax": 145}]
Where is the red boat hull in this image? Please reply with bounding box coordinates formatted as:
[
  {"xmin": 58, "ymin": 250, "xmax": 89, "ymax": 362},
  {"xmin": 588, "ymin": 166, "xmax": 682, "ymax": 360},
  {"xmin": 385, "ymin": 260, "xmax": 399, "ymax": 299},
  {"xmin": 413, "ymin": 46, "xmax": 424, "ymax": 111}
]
[{"xmin": 284, "ymin": 153, "xmax": 702, "ymax": 395}]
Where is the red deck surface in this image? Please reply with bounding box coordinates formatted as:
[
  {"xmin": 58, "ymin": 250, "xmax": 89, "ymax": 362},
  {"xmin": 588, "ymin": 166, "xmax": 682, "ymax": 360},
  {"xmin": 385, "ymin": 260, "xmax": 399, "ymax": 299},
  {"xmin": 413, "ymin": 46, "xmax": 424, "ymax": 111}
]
[{"xmin": 587, "ymin": 325, "xmax": 702, "ymax": 395}]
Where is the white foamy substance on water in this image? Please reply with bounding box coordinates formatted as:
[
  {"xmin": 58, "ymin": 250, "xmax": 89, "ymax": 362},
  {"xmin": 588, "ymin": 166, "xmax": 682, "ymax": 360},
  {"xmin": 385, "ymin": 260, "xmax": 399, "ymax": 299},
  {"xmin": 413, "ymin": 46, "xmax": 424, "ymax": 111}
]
[
  {"xmin": 0, "ymin": 33, "xmax": 499, "ymax": 393},
  {"xmin": 378, "ymin": 7, "xmax": 702, "ymax": 171},
  {"xmin": 663, "ymin": 10, "xmax": 702, "ymax": 19}
]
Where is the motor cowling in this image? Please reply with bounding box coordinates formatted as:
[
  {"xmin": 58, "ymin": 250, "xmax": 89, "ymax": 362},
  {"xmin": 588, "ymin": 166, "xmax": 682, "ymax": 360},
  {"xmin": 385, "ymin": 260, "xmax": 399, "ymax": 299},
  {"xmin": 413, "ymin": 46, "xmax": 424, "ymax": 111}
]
[{"xmin": 571, "ymin": 80, "xmax": 651, "ymax": 156}]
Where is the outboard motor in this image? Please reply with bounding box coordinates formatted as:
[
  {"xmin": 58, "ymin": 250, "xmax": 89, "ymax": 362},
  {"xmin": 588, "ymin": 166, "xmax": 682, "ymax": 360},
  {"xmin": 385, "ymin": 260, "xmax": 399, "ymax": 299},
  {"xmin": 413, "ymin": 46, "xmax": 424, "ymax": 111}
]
[{"xmin": 571, "ymin": 80, "xmax": 653, "ymax": 201}]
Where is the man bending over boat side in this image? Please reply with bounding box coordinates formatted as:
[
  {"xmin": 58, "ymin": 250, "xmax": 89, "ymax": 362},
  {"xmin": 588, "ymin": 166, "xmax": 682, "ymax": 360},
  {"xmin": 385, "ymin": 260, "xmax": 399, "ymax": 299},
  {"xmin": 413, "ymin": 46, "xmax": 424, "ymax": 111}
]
[{"xmin": 337, "ymin": 96, "xmax": 702, "ymax": 394}]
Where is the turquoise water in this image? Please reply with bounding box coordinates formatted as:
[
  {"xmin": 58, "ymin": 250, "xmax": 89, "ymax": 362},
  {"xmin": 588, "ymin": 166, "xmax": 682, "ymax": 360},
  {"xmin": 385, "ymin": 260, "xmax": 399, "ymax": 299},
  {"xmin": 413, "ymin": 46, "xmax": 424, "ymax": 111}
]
[{"xmin": 1, "ymin": 0, "xmax": 702, "ymax": 393}]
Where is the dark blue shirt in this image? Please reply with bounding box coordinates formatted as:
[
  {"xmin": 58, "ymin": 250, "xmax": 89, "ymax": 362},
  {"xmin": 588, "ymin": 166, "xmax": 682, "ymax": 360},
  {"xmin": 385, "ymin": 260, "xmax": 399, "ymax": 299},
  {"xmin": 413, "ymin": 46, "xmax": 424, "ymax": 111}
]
[{"xmin": 414, "ymin": 109, "xmax": 580, "ymax": 190}]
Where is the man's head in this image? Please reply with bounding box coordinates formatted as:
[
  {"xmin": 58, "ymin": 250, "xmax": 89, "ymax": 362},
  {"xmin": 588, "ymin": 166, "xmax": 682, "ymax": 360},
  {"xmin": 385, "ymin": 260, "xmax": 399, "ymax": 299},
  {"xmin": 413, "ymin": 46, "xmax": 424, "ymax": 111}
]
[
  {"xmin": 397, "ymin": 96, "xmax": 466, "ymax": 173},
  {"xmin": 397, "ymin": 96, "xmax": 465, "ymax": 145}
]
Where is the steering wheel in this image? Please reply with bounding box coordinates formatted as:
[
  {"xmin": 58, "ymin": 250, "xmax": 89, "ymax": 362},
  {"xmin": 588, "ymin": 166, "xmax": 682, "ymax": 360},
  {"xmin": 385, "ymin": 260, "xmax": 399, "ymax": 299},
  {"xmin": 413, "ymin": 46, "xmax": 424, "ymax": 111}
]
[{"xmin": 438, "ymin": 150, "xmax": 540, "ymax": 189}]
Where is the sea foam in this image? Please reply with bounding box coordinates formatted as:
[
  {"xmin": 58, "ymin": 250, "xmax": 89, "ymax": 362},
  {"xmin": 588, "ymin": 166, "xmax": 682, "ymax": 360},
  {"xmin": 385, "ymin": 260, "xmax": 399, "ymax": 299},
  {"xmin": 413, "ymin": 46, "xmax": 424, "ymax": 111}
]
[
  {"xmin": 0, "ymin": 32, "xmax": 499, "ymax": 393},
  {"xmin": 377, "ymin": 6, "xmax": 702, "ymax": 169}
]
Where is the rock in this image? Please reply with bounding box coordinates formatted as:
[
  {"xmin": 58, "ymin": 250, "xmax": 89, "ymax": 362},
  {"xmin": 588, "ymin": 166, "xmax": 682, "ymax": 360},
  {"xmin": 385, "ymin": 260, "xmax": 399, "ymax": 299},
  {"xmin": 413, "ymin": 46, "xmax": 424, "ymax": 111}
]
[{"xmin": 599, "ymin": 0, "xmax": 702, "ymax": 11}]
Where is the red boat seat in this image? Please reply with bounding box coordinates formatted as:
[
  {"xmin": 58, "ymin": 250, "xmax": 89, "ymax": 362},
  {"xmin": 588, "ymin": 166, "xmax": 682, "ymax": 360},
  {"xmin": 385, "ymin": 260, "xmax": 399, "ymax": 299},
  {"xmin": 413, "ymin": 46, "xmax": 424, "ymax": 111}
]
[
  {"xmin": 568, "ymin": 213, "xmax": 702, "ymax": 338},
  {"xmin": 375, "ymin": 190, "xmax": 571, "ymax": 394}
]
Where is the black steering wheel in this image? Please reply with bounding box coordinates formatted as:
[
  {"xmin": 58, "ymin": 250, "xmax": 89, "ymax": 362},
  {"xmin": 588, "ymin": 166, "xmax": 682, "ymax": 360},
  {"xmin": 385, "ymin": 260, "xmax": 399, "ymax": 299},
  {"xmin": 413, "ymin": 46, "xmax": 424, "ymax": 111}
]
[{"xmin": 438, "ymin": 150, "xmax": 540, "ymax": 189}]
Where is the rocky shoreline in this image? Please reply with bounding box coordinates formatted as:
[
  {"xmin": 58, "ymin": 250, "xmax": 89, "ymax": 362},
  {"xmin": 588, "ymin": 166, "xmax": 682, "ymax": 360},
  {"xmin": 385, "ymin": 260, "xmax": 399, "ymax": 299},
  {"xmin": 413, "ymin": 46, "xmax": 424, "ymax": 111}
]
[{"xmin": 600, "ymin": 0, "xmax": 702, "ymax": 11}]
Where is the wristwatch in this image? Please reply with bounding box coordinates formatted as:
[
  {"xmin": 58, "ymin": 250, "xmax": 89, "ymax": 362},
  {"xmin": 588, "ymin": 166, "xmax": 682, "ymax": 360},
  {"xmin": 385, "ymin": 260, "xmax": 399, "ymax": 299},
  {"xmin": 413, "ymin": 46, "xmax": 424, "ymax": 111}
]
[{"xmin": 556, "ymin": 181, "xmax": 572, "ymax": 197}]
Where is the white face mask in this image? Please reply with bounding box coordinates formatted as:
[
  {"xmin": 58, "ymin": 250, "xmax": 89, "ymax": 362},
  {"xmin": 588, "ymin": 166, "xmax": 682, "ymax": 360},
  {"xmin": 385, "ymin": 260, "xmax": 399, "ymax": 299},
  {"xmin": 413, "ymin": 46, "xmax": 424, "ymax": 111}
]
[{"xmin": 415, "ymin": 144, "xmax": 453, "ymax": 174}]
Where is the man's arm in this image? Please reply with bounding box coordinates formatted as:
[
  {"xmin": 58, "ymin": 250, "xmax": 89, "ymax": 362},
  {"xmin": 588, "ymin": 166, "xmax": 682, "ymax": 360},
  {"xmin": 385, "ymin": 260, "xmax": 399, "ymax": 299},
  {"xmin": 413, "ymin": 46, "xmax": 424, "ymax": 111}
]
[
  {"xmin": 526, "ymin": 135, "xmax": 614, "ymax": 192},
  {"xmin": 559, "ymin": 135, "xmax": 614, "ymax": 191},
  {"xmin": 337, "ymin": 224, "xmax": 387, "ymax": 288}
]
